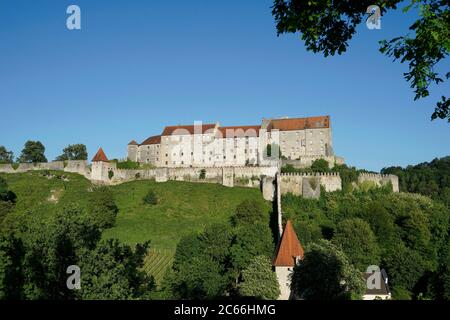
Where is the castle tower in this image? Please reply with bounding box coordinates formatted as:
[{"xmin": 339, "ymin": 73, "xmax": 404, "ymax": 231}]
[
  {"xmin": 127, "ymin": 140, "xmax": 139, "ymax": 162},
  {"xmin": 91, "ymin": 147, "xmax": 112, "ymax": 181},
  {"xmin": 273, "ymin": 220, "xmax": 304, "ymax": 300}
]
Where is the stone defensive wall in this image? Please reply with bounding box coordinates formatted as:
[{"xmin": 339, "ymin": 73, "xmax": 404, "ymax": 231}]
[
  {"xmin": 358, "ymin": 172, "xmax": 399, "ymax": 192},
  {"xmin": 0, "ymin": 160, "xmax": 90, "ymax": 178},
  {"xmin": 280, "ymin": 172, "xmax": 342, "ymax": 197},
  {"xmin": 0, "ymin": 161, "xmax": 399, "ymax": 201},
  {"xmin": 110, "ymin": 165, "xmax": 278, "ymax": 189}
]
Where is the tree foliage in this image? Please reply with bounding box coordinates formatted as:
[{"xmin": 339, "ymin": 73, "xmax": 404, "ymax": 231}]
[
  {"xmin": 88, "ymin": 186, "xmax": 119, "ymax": 230},
  {"xmin": 291, "ymin": 240, "xmax": 366, "ymax": 300},
  {"xmin": 382, "ymin": 156, "xmax": 450, "ymax": 205},
  {"xmin": 231, "ymin": 199, "xmax": 267, "ymax": 226},
  {"xmin": 282, "ymin": 184, "xmax": 449, "ymax": 299},
  {"xmin": 238, "ymin": 255, "xmax": 280, "ymax": 300},
  {"xmin": 18, "ymin": 141, "xmax": 47, "ymax": 163},
  {"xmin": 332, "ymin": 218, "xmax": 380, "ymax": 271},
  {"xmin": 0, "ymin": 146, "xmax": 14, "ymax": 164},
  {"xmin": 272, "ymin": 0, "xmax": 449, "ymax": 121},
  {"xmin": 143, "ymin": 190, "xmax": 158, "ymax": 205},
  {"xmin": 166, "ymin": 199, "xmax": 276, "ymax": 299},
  {"xmin": 0, "ymin": 205, "xmax": 153, "ymax": 300},
  {"xmin": 0, "ymin": 177, "xmax": 16, "ymax": 226},
  {"xmin": 169, "ymin": 224, "xmax": 233, "ymax": 299},
  {"xmin": 56, "ymin": 144, "xmax": 88, "ymax": 161}
]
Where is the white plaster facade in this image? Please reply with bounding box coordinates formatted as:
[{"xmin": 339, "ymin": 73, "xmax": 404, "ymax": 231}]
[{"xmin": 128, "ymin": 116, "xmax": 334, "ymax": 168}]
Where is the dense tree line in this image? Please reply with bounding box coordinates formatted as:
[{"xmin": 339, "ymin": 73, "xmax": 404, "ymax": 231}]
[
  {"xmin": 382, "ymin": 156, "xmax": 450, "ymax": 206},
  {"xmin": 0, "ymin": 182, "xmax": 155, "ymax": 300},
  {"xmin": 0, "ymin": 142, "xmax": 88, "ymax": 164},
  {"xmin": 160, "ymin": 199, "xmax": 279, "ymax": 300},
  {"xmin": 282, "ymin": 184, "xmax": 450, "ymax": 299}
]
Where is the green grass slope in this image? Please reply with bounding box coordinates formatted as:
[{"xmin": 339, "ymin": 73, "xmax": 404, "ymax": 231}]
[
  {"xmin": 104, "ymin": 180, "xmax": 270, "ymax": 250},
  {"xmin": 1, "ymin": 171, "xmax": 270, "ymax": 251}
]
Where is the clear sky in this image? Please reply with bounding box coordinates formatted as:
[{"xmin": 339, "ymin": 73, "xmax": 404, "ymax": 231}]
[{"xmin": 0, "ymin": 0, "xmax": 449, "ymax": 171}]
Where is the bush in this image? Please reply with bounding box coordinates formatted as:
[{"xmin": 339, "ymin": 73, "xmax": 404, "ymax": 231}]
[
  {"xmin": 311, "ymin": 158, "xmax": 330, "ymax": 172},
  {"xmin": 108, "ymin": 170, "xmax": 114, "ymax": 180},
  {"xmin": 143, "ymin": 190, "xmax": 158, "ymax": 205},
  {"xmin": 88, "ymin": 186, "xmax": 119, "ymax": 229},
  {"xmin": 115, "ymin": 160, "xmax": 141, "ymax": 170},
  {"xmin": 199, "ymin": 169, "xmax": 206, "ymax": 180},
  {"xmin": 232, "ymin": 199, "xmax": 266, "ymax": 226}
]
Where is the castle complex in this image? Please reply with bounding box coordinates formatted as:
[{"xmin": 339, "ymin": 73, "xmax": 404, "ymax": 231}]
[{"xmin": 127, "ymin": 115, "xmax": 336, "ymax": 167}]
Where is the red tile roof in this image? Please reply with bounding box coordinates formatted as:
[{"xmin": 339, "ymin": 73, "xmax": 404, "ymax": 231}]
[
  {"xmin": 273, "ymin": 220, "xmax": 304, "ymax": 267},
  {"xmin": 91, "ymin": 148, "xmax": 108, "ymax": 162},
  {"xmin": 161, "ymin": 124, "xmax": 216, "ymax": 136},
  {"xmin": 140, "ymin": 135, "xmax": 161, "ymax": 145},
  {"xmin": 217, "ymin": 125, "xmax": 261, "ymax": 138},
  {"xmin": 128, "ymin": 140, "xmax": 138, "ymax": 146},
  {"xmin": 269, "ymin": 116, "xmax": 330, "ymax": 131}
]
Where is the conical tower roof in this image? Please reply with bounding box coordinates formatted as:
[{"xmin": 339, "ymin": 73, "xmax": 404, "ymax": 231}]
[
  {"xmin": 273, "ymin": 220, "xmax": 304, "ymax": 267},
  {"xmin": 91, "ymin": 148, "xmax": 108, "ymax": 162}
]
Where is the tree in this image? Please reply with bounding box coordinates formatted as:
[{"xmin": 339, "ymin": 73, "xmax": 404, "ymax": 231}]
[
  {"xmin": 0, "ymin": 177, "xmax": 16, "ymax": 227},
  {"xmin": 56, "ymin": 144, "xmax": 88, "ymax": 161},
  {"xmin": 18, "ymin": 141, "xmax": 47, "ymax": 163},
  {"xmin": 293, "ymin": 220, "xmax": 322, "ymax": 245},
  {"xmin": 230, "ymin": 222, "xmax": 274, "ymax": 272},
  {"xmin": 170, "ymin": 224, "xmax": 233, "ymax": 299},
  {"xmin": 88, "ymin": 186, "xmax": 119, "ymax": 229},
  {"xmin": 232, "ymin": 199, "xmax": 267, "ymax": 226},
  {"xmin": 0, "ymin": 146, "xmax": 14, "ymax": 164},
  {"xmin": 291, "ymin": 240, "xmax": 365, "ymax": 300},
  {"xmin": 383, "ymin": 242, "xmax": 428, "ymax": 292},
  {"xmin": 0, "ymin": 177, "xmax": 16, "ymax": 203},
  {"xmin": 238, "ymin": 255, "xmax": 280, "ymax": 300},
  {"xmin": 332, "ymin": 218, "xmax": 381, "ymax": 271},
  {"xmin": 143, "ymin": 190, "xmax": 158, "ymax": 205},
  {"xmin": 272, "ymin": 0, "xmax": 449, "ymax": 122},
  {"xmin": 311, "ymin": 158, "xmax": 330, "ymax": 172},
  {"xmin": 0, "ymin": 232, "xmax": 24, "ymax": 299},
  {"xmin": 1, "ymin": 205, "xmax": 154, "ymax": 300},
  {"xmin": 363, "ymin": 201, "xmax": 397, "ymax": 247},
  {"xmin": 78, "ymin": 239, "xmax": 153, "ymax": 300}
]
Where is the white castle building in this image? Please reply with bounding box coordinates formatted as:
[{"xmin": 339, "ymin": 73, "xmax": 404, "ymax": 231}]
[{"xmin": 127, "ymin": 115, "xmax": 334, "ymax": 168}]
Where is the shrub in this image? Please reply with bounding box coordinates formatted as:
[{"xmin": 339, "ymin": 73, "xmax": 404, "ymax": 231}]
[
  {"xmin": 232, "ymin": 199, "xmax": 266, "ymax": 226},
  {"xmin": 108, "ymin": 170, "xmax": 114, "ymax": 180},
  {"xmin": 115, "ymin": 160, "xmax": 140, "ymax": 170},
  {"xmin": 143, "ymin": 190, "xmax": 158, "ymax": 205},
  {"xmin": 311, "ymin": 158, "xmax": 330, "ymax": 172},
  {"xmin": 88, "ymin": 186, "xmax": 118, "ymax": 229},
  {"xmin": 199, "ymin": 169, "xmax": 206, "ymax": 180},
  {"xmin": 238, "ymin": 255, "xmax": 280, "ymax": 299},
  {"xmin": 135, "ymin": 172, "xmax": 141, "ymax": 179}
]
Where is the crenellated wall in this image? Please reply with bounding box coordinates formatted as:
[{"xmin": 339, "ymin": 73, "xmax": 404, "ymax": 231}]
[
  {"xmin": 280, "ymin": 172, "xmax": 342, "ymax": 197},
  {"xmin": 104, "ymin": 165, "xmax": 278, "ymax": 189},
  {"xmin": 358, "ymin": 173, "xmax": 399, "ymax": 192},
  {"xmin": 0, "ymin": 160, "xmax": 399, "ymax": 198}
]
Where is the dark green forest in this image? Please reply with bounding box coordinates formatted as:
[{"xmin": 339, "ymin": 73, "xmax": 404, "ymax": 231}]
[{"xmin": 382, "ymin": 156, "xmax": 450, "ymax": 206}]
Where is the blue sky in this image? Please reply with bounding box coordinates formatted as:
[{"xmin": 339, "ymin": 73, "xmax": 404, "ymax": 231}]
[{"xmin": 0, "ymin": 0, "xmax": 448, "ymax": 171}]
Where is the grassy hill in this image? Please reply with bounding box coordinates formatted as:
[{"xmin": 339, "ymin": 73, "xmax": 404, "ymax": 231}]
[{"xmin": 1, "ymin": 171, "xmax": 271, "ymax": 285}]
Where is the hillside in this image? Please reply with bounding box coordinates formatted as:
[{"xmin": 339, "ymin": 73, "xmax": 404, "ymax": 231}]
[
  {"xmin": 381, "ymin": 156, "xmax": 450, "ymax": 206},
  {"xmin": 0, "ymin": 171, "xmax": 271, "ymax": 285}
]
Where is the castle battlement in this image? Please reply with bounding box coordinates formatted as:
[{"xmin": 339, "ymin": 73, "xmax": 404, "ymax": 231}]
[{"xmin": 281, "ymin": 172, "xmax": 340, "ymax": 177}]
